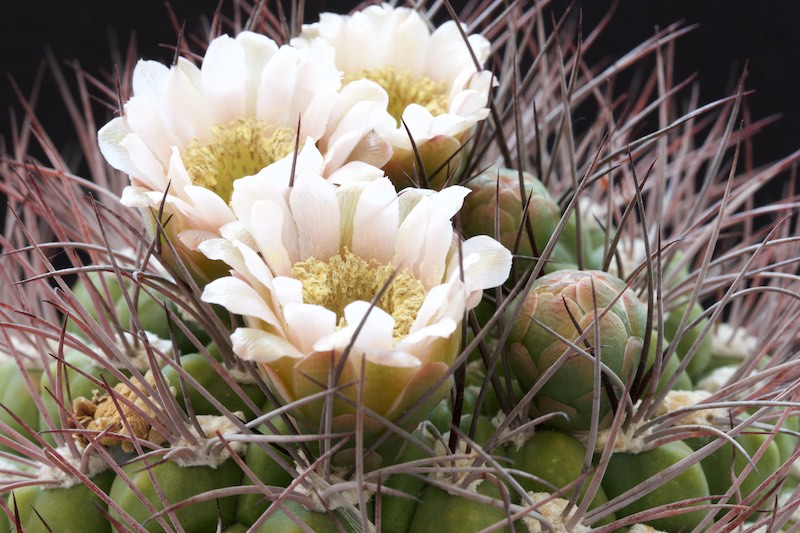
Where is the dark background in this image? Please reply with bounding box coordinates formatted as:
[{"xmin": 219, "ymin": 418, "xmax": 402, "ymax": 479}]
[{"xmin": 0, "ymin": 1, "xmax": 798, "ymax": 181}]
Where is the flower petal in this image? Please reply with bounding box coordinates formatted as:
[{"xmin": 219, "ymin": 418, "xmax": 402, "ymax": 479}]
[
  {"xmin": 289, "ymin": 175, "xmax": 340, "ymax": 261},
  {"xmin": 351, "ymin": 178, "xmax": 399, "ymax": 263},
  {"xmin": 451, "ymin": 235, "xmax": 513, "ymax": 309},
  {"xmin": 231, "ymin": 327, "xmax": 303, "ymax": 363},
  {"xmin": 201, "ymin": 276, "xmax": 280, "ymax": 330},
  {"xmin": 283, "ymin": 303, "xmax": 337, "ymax": 354}
]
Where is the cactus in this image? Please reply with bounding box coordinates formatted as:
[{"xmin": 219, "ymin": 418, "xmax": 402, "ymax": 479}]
[{"xmin": 1, "ymin": 1, "xmax": 799, "ymax": 532}]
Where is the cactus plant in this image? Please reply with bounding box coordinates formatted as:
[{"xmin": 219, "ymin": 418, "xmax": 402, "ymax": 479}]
[{"xmin": 1, "ymin": 1, "xmax": 799, "ymax": 532}]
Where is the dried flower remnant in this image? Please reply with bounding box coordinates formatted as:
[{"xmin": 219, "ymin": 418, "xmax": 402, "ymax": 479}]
[{"xmin": 73, "ymin": 377, "xmax": 175, "ymax": 452}]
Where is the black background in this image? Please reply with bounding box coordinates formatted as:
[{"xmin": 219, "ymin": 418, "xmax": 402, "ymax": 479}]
[{"xmin": 0, "ymin": 1, "xmax": 798, "ymax": 179}]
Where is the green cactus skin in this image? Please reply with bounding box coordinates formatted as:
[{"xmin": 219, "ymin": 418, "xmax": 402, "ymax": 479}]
[
  {"xmin": 639, "ymin": 335, "xmax": 693, "ymax": 398},
  {"xmin": 378, "ymin": 429, "xmax": 433, "ymax": 533},
  {"xmin": 0, "ymin": 360, "xmax": 42, "ymax": 453},
  {"xmin": 221, "ymin": 524, "xmax": 249, "ymax": 533},
  {"xmin": 235, "ymin": 415, "xmax": 295, "ymax": 527},
  {"xmin": 775, "ymin": 415, "xmax": 800, "ymax": 468},
  {"xmin": 688, "ymin": 432, "xmax": 781, "ymax": 512},
  {"xmin": 600, "ymin": 440, "xmax": 710, "ymax": 532},
  {"xmin": 108, "ymin": 458, "xmax": 242, "ymax": 532},
  {"xmin": 10, "ymin": 471, "xmax": 114, "ymax": 533},
  {"xmin": 158, "ymin": 352, "xmax": 266, "ymax": 419},
  {"xmin": 507, "ymin": 270, "xmax": 647, "ymax": 431},
  {"xmin": 505, "ymin": 429, "xmax": 614, "ymax": 525},
  {"xmin": 408, "ymin": 482, "xmax": 518, "ymax": 533},
  {"xmin": 65, "ymin": 271, "xmax": 125, "ymax": 335},
  {"xmin": 663, "ymin": 301, "xmax": 712, "ymax": 381},
  {"xmin": 114, "ymin": 290, "xmax": 211, "ymax": 356},
  {"xmin": 251, "ymin": 500, "xmax": 343, "ymax": 532}
]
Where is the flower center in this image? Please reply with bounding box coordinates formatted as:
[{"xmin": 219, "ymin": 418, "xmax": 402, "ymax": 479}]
[
  {"xmin": 345, "ymin": 67, "xmax": 449, "ymax": 126},
  {"xmin": 181, "ymin": 118, "xmax": 298, "ymax": 202},
  {"xmin": 291, "ymin": 249, "xmax": 427, "ymax": 341}
]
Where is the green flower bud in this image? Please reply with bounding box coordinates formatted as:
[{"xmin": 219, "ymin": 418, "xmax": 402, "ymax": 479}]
[
  {"xmin": 507, "ymin": 270, "xmax": 647, "ymax": 431},
  {"xmin": 461, "ymin": 168, "xmax": 606, "ymax": 271}
]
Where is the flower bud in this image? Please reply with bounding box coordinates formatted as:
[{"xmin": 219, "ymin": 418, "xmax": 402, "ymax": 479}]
[{"xmin": 507, "ymin": 269, "xmax": 647, "ymax": 430}]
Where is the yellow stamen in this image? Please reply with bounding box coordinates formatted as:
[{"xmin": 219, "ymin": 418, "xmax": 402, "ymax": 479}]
[
  {"xmin": 182, "ymin": 118, "xmax": 298, "ymax": 201},
  {"xmin": 292, "ymin": 249, "xmax": 426, "ymax": 341},
  {"xmin": 345, "ymin": 67, "xmax": 448, "ymax": 126}
]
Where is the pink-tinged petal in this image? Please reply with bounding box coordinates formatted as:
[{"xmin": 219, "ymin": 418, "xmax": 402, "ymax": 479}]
[
  {"xmin": 163, "ymin": 148, "xmax": 196, "ymax": 194},
  {"xmin": 178, "ymin": 229, "xmax": 219, "ymax": 251},
  {"xmin": 396, "ymin": 187, "xmax": 430, "ymax": 222},
  {"xmin": 126, "ymin": 61, "xmax": 179, "ymax": 157},
  {"xmin": 120, "ymin": 134, "xmax": 169, "ymax": 191},
  {"xmin": 255, "ymin": 47, "xmax": 299, "ymax": 126},
  {"xmin": 389, "ymin": 11, "xmax": 430, "ymax": 75},
  {"xmin": 162, "ymin": 61, "xmax": 207, "ymax": 144},
  {"xmin": 248, "ymin": 199, "xmax": 294, "ymax": 276},
  {"xmin": 351, "ymin": 178, "xmax": 399, "ymax": 263},
  {"xmin": 255, "ymin": 46, "xmax": 339, "ymax": 136},
  {"xmin": 124, "ymin": 95, "xmax": 178, "ymax": 163},
  {"xmin": 320, "ymin": 80, "xmax": 394, "ymax": 173},
  {"xmin": 236, "ymin": 31, "xmax": 279, "ymax": 115},
  {"xmin": 448, "ymin": 71, "xmax": 495, "ymax": 116},
  {"xmin": 197, "ymin": 237, "xmax": 242, "ymax": 267},
  {"xmin": 289, "ymin": 175, "xmax": 340, "ymax": 261},
  {"xmin": 236, "ymin": 241, "xmax": 278, "ymax": 292},
  {"xmin": 393, "ymin": 196, "xmax": 428, "ymax": 275},
  {"xmin": 328, "ymin": 161, "xmax": 386, "ymax": 185},
  {"xmin": 231, "ymin": 327, "xmax": 303, "ymax": 363},
  {"xmin": 219, "ymin": 221, "xmax": 257, "ymax": 251},
  {"xmin": 397, "ymin": 318, "xmax": 458, "ymax": 351},
  {"xmin": 201, "ymin": 34, "xmax": 247, "ymax": 124},
  {"xmin": 343, "ymin": 301, "xmax": 395, "ymax": 350},
  {"xmin": 98, "ymin": 119, "xmax": 137, "ymax": 177},
  {"xmin": 120, "ymin": 186, "xmax": 156, "ymax": 209},
  {"xmin": 201, "ymin": 276, "xmax": 282, "ymax": 331},
  {"xmin": 271, "ymin": 276, "xmax": 303, "ymax": 307},
  {"xmin": 425, "ymin": 22, "xmax": 488, "ymax": 83},
  {"xmin": 451, "ymin": 235, "xmax": 512, "ymax": 309},
  {"xmin": 314, "ymin": 301, "xmax": 395, "ymax": 353},
  {"xmin": 327, "ymin": 79, "xmax": 389, "ymax": 131},
  {"xmin": 182, "ymin": 185, "xmax": 235, "ymax": 229},
  {"xmin": 415, "ymin": 218, "xmax": 455, "ymax": 288},
  {"xmin": 392, "ymin": 104, "xmax": 436, "ymax": 147},
  {"xmin": 231, "ymin": 172, "xmax": 285, "ymax": 228},
  {"xmin": 394, "ymin": 186, "xmax": 468, "ymax": 287},
  {"xmin": 243, "ymin": 140, "xmax": 323, "ymax": 191},
  {"xmin": 201, "ymin": 276, "xmax": 280, "ymax": 329},
  {"xmin": 283, "ymin": 303, "xmax": 337, "ymax": 354},
  {"xmin": 409, "ymin": 282, "xmax": 451, "ymax": 333},
  {"xmin": 131, "ymin": 59, "xmax": 169, "ymax": 104}
]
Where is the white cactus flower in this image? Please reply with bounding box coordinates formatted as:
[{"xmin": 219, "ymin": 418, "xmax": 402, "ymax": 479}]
[
  {"xmin": 199, "ymin": 156, "xmax": 511, "ymax": 453},
  {"xmin": 293, "ymin": 3, "xmax": 495, "ymax": 187},
  {"xmin": 98, "ymin": 31, "xmax": 394, "ymax": 278}
]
